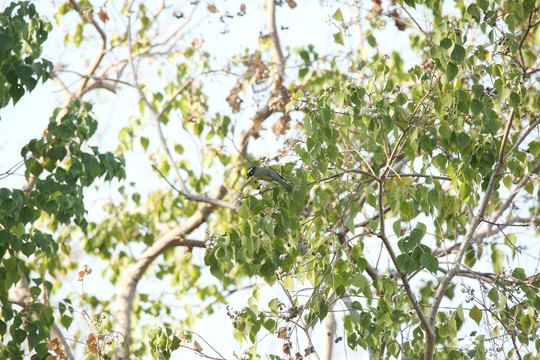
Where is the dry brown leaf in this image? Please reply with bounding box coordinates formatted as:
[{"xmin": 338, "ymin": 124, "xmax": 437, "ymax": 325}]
[
  {"xmin": 47, "ymin": 338, "xmax": 66, "ymax": 356},
  {"xmin": 392, "ymin": 9, "xmax": 407, "ymax": 31},
  {"xmin": 286, "ymin": 0, "xmax": 297, "ymax": 8},
  {"xmin": 98, "ymin": 7, "xmax": 109, "ymax": 23},
  {"xmin": 282, "ymin": 342, "xmax": 291, "ymax": 355},
  {"xmin": 238, "ymin": 3, "xmax": 246, "ymax": 16},
  {"xmin": 193, "ymin": 340, "xmax": 203, "ymax": 352},
  {"xmin": 295, "ymin": 352, "xmax": 303, "ymax": 360},
  {"xmin": 83, "ymin": 264, "xmax": 92, "ymax": 274},
  {"xmin": 86, "ymin": 333, "xmax": 99, "ymax": 355},
  {"xmin": 191, "ymin": 38, "xmax": 203, "ymax": 49},
  {"xmin": 78, "ymin": 264, "xmax": 92, "ymax": 281},
  {"xmin": 226, "ymin": 83, "xmax": 243, "ymax": 113},
  {"xmin": 207, "ymin": 4, "xmax": 218, "ymax": 13},
  {"xmin": 366, "ymin": 3, "xmax": 383, "ymax": 21},
  {"xmin": 82, "ymin": 9, "xmax": 93, "ymax": 23},
  {"xmin": 277, "ymin": 326, "xmax": 288, "ymax": 339},
  {"xmin": 272, "ymin": 114, "xmax": 291, "ymax": 136},
  {"xmin": 247, "ymin": 54, "xmax": 270, "ymax": 86},
  {"xmin": 305, "ymin": 346, "xmax": 315, "ymax": 356}
]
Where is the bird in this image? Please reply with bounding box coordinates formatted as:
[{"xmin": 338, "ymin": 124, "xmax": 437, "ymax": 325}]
[{"xmin": 247, "ymin": 166, "xmax": 293, "ymax": 190}]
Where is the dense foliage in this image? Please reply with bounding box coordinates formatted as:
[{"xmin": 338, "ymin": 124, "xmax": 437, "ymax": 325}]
[
  {"xmin": 0, "ymin": 2, "xmax": 52, "ymax": 109},
  {"xmin": 1, "ymin": 1, "xmax": 540, "ymax": 360}
]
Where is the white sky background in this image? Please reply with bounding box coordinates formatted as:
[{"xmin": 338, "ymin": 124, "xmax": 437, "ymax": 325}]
[{"xmin": 2, "ymin": 0, "xmax": 538, "ymax": 359}]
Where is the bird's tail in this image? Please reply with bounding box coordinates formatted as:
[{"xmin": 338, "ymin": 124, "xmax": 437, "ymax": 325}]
[{"xmin": 279, "ymin": 178, "xmax": 293, "ymax": 190}]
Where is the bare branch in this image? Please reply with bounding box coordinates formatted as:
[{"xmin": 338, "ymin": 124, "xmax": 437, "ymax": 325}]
[
  {"xmin": 49, "ymin": 71, "xmax": 75, "ymax": 101},
  {"xmin": 267, "ymin": 0, "xmax": 286, "ymax": 88},
  {"xmin": 152, "ymin": 165, "xmax": 237, "ymax": 210},
  {"xmin": 126, "ymin": 2, "xmax": 237, "ymax": 211},
  {"xmin": 518, "ymin": 10, "xmax": 540, "ymax": 70},
  {"xmin": 68, "ymin": 0, "xmax": 107, "ymax": 96},
  {"xmin": 400, "ymin": 6, "xmax": 433, "ymax": 46},
  {"xmin": 279, "ymin": 281, "xmax": 321, "ymax": 360}
]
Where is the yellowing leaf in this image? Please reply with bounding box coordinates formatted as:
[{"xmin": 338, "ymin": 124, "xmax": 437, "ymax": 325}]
[
  {"xmin": 469, "ymin": 306, "xmax": 483, "ymax": 325},
  {"xmin": 283, "ymin": 276, "xmax": 294, "ymax": 291}
]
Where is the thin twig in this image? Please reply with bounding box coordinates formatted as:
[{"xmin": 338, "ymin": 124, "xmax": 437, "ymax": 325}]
[
  {"xmin": 68, "ymin": 0, "xmax": 107, "ymax": 96},
  {"xmin": 278, "ymin": 281, "xmax": 321, "ymax": 360},
  {"xmin": 126, "ymin": 3, "xmax": 236, "ymax": 210}
]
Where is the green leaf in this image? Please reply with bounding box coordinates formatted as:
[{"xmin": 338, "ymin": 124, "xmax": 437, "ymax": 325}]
[
  {"xmin": 420, "ymin": 253, "xmax": 438, "ymax": 273},
  {"xmin": 512, "ymin": 267, "xmax": 526, "ymax": 280},
  {"xmin": 20, "ymin": 206, "xmax": 36, "ymax": 224},
  {"xmin": 438, "ymin": 122, "xmax": 452, "ymax": 142},
  {"xmin": 352, "ymin": 273, "xmax": 368, "ymax": 290},
  {"xmin": 333, "ymin": 8, "xmax": 343, "ymax": 22},
  {"xmin": 433, "ymin": 153, "xmax": 447, "ymax": 170},
  {"xmin": 292, "ymin": 89, "xmax": 304, "ymax": 99},
  {"xmin": 140, "ymin": 136, "xmax": 149, "ymax": 151},
  {"xmin": 523, "ymin": 0, "xmax": 535, "ymax": 13},
  {"xmin": 347, "ymin": 218, "xmax": 355, "ymax": 234},
  {"xmin": 469, "ymin": 305, "xmax": 483, "ymax": 325},
  {"xmin": 472, "ymin": 84, "xmax": 484, "ymax": 98},
  {"xmin": 477, "ymin": 0, "xmax": 489, "ymax": 11},
  {"xmin": 467, "ymin": 4, "xmax": 481, "ymax": 22},
  {"xmin": 487, "ymin": 288, "xmax": 499, "ymax": 304},
  {"xmin": 393, "ymin": 220, "xmax": 401, "ymax": 237},
  {"xmin": 242, "ymin": 233, "xmax": 254, "ymax": 254},
  {"xmin": 404, "ymin": 0, "xmax": 416, "ymax": 8},
  {"xmin": 238, "ymin": 204, "xmax": 250, "ymax": 219},
  {"xmin": 22, "ymin": 242, "xmax": 36, "ymax": 257},
  {"xmin": 233, "ymin": 329, "xmax": 243, "ymax": 345},
  {"xmin": 471, "ymin": 99, "xmax": 483, "ymax": 116},
  {"xmin": 440, "ymin": 38, "xmax": 453, "ymax": 51},
  {"xmin": 333, "ymin": 30, "xmax": 344, "ymax": 45},
  {"xmin": 444, "ymin": 62, "xmax": 458, "ymax": 83},
  {"xmin": 398, "ymin": 235, "xmax": 417, "ymax": 252},
  {"xmin": 509, "ymin": 92, "xmax": 521, "ymax": 108},
  {"xmin": 263, "ymin": 318, "xmax": 276, "ymax": 332},
  {"xmin": 61, "ymin": 314, "xmax": 73, "ymax": 329},
  {"xmin": 451, "ymin": 45, "xmax": 466, "ymax": 63},
  {"xmin": 268, "ymin": 298, "xmax": 279, "ymax": 312},
  {"xmin": 285, "ymin": 100, "xmax": 294, "ymax": 113},
  {"xmin": 529, "ymin": 141, "xmax": 540, "ymax": 157},
  {"xmin": 396, "ymin": 254, "xmax": 419, "ymax": 274},
  {"xmin": 502, "ymin": 175, "xmax": 513, "ymax": 190},
  {"xmin": 491, "ymin": 247, "xmax": 504, "ymax": 273},
  {"xmin": 457, "ymin": 132, "xmax": 471, "ymax": 149}
]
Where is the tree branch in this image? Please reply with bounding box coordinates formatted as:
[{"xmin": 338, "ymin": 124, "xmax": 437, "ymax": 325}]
[
  {"xmin": 115, "ymin": 2, "xmax": 290, "ymax": 358},
  {"xmin": 376, "ymin": 181, "xmax": 435, "ymax": 351},
  {"xmin": 68, "ymin": 0, "xmax": 107, "ymax": 97},
  {"xmin": 267, "ymin": 0, "xmax": 285, "ymax": 87},
  {"xmin": 126, "ymin": 2, "xmax": 236, "ymax": 210},
  {"xmin": 425, "ymin": 109, "xmax": 516, "ymax": 360},
  {"xmin": 504, "ymin": 116, "xmax": 540, "ymax": 162}
]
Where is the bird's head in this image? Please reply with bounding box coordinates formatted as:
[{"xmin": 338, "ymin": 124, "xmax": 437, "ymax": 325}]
[{"xmin": 247, "ymin": 166, "xmax": 257, "ymax": 178}]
